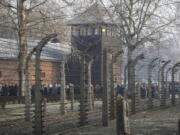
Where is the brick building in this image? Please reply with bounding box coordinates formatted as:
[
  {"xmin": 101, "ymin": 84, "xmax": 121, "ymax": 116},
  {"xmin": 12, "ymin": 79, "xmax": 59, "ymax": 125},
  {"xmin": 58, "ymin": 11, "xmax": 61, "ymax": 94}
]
[
  {"xmin": 66, "ymin": 2, "xmax": 122, "ymax": 86},
  {"xmin": 0, "ymin": 2, "xmax": 122, "ymax": 88},
  {"xmin": 0, "ymin": 38, "xmax": 71, "ymax": 86}
]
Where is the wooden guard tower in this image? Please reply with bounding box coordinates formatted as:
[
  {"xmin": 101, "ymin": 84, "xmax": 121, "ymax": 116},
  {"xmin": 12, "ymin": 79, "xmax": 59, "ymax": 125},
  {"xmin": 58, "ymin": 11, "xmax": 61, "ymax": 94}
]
[{"xmin": 66, "ymin": 2, "xmax": 122, "ymax": 86}]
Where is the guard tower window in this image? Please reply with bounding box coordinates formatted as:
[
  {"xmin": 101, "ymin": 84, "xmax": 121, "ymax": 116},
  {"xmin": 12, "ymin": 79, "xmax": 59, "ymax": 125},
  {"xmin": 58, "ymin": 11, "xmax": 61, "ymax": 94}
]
[
  {"xmin": 94, "ymin": 28, "xmax": 99, "ymax": 35},
  {"xmin": 87, "ymin": 27, "xmax": 93, "ymax": 35},
  {"xmin": 80, "ymin": 27, "xmax": 86, "ymax": 36},
  {"xmin": 112, "ymin": 26, "xmax": 119, "ymax": 37},
  {"xmin": 112, "ymin": 27, "xmax": 116, "ymax": 37},
  {"xmin": 107, "ymin": 27, "xmax": 112, "ymax": 36},
  {"xmin": 72, "ymin": 27, "xmax": 80, "ymax": 36},
  {"xmin": 72, "ymin": 27, "xmax": 76, "ymax": 36}
]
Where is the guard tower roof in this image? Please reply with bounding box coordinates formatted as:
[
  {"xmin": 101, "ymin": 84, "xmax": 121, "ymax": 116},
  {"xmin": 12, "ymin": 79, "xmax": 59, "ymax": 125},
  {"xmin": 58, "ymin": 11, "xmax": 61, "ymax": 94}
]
[{"xmin": 67, "ymin": 2, "xmax": 113, "ymax": 25}]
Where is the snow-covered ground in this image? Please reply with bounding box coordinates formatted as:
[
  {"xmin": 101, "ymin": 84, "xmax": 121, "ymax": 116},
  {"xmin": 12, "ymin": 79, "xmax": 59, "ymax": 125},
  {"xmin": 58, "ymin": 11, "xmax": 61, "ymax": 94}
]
[
  {"xmin": 60, "ymin": 105, "xmax": 180, "ymax": 135},
  {"xmin": 0, "ymin": 100, "xmax": 180, "ymax": 135}
]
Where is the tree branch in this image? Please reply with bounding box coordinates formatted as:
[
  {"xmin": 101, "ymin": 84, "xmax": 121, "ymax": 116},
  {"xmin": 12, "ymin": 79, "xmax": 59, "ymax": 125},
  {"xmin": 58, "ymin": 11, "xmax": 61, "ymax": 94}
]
[
  {"xmin": 27, "ymin": 0, "xmax": 48, "ymax": 11},
  {"xmin": 113, "ymin": 50, "xmax": 124, "ymax": 63},
  {"xmin": 0, "ymin": 1, "xmax": 17, "ymax": 10},
  {"xmin": 133, "ymin": 54, "xmax": 144, "ymax": 65}
]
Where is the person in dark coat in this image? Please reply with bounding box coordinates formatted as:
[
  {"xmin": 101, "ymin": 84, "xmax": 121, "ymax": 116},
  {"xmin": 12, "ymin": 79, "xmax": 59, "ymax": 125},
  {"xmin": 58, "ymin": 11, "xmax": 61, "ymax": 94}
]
[
  {"xmin": 1, "ymin": 85, "xmax": 7, "ymax": 109},
  {"xmin": 140, "ymin": 84, "xmax": 146, "ymax": 99},
  {"xmin": 48, "ymin": 84, "xmax": 53, "ymax": 96},
  {"xmin": 9, "ymin": 85, "xmax": 14, "ymax": 96},
  {"xmin": 31, "ymin": 85, "xmax": 35, "ymax": 97},
  {"xmin": 2, "ymin": 85, "xmax": 8, "ymax": 96},
  {"xmin": 57, "ymin": 85, "xmax": 61, "ymax": 96},
  {"xmin": 117, "ymin": 85, "xmax": 124, "ymax": 96},
  {"xmin": 0, "ymin": 85, "xmax": 2, "ymax": 96},
  {"xmin": 14, "ymin": 84, "xmax": 18, "ymax": 96},
  {"xmin": 52, "ymin": 85, "xmax": 58, "ymax": 96},
  {"xmin": 151, "ymin": 85, "xmax": 155, "ymax": 98},
  {"xmin": 44, "ymin": 86, "xmax": 48, "ymax": 97}
]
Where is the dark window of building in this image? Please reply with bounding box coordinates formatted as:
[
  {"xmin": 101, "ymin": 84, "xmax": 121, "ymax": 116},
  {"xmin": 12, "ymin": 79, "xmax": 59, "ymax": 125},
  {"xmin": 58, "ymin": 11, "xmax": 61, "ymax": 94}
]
[
  {"xmin": 94, "ymin": 28, "xmax": 99, "ymax": 35},
  {"xmin": 107, "ymin": 27, "xmax": 112, "ymax": 36},
  {"xmin": 72, "ymin": 27, "xmax": 80, "ymax": 36},
  {"xmin": 0, "ymin": 71, "xmax": 2, "ymax": 78},
  {"xmin": 76, "ymin": 27, "xmax": 80, "ymax": 36},
  {"xmin": 112, "ymin": 27, "xmax": 116, "ymax": 37},
  {"xmin": 87, "ymin": 27, "xmax": 93, "ymax": 35},
  {"xmin": 72, "ymin": 27, "xmax": 75, "ymax": 36},
  {"xmin": 80, "ymin": 27, "xmax": 86, "ymax": 36}
]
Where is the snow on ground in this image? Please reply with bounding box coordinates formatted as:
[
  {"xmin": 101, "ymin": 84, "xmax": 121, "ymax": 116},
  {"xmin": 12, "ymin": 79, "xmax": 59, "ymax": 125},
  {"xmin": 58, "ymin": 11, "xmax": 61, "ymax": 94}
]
[
  {"xmin": 60, "ymin": 105, "xmax": 180, "ymax": 135},
  {"xmin": 0, "ymin": 100, "xmax": 180, "ymax": 135}
]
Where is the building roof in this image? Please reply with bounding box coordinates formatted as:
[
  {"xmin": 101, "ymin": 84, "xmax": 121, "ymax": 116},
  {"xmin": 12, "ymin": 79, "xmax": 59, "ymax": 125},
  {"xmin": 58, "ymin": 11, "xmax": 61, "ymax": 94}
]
[
  {"xmin": 67, "ymin": 2, "xmax": 113, "ymax": 25},
  {"xmin": 0, "ymin": 38, "xmax": 71, "ymax": 62}
]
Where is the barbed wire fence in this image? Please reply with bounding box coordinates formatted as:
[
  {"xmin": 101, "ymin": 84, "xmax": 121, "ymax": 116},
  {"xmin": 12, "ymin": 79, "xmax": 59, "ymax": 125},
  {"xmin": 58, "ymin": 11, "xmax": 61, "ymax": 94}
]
[{"xmin": 0, "ymin": 44, "xmax": 180, "ymax": 135}]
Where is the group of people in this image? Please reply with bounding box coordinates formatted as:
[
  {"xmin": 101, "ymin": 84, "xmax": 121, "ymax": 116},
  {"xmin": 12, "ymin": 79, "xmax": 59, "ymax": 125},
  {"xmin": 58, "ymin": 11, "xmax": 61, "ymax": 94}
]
[
  {"xmin": 31, "ymin": 84, "xmax": 82, "ymax": 99},
  {"xmin": 0, "ymin": 83, "xmax": 161, "ymax": 100},
  {"xmin": 139, "ymin": 84, "xmax": 159, "ymax": 99},
  {"xmin": 116, "ymin": 83, "xmax": 160, "ymax": 99},
  {"xmin": 0, "ymin": 83, "xmax": 103, "ymax": 99},
  {"xmin": 30, "ymin": 84, "xmax": 103, "ymax": 99},
  {"xmin": 0, "ymin": 84, "xmax": 18, "ymax": 96}
]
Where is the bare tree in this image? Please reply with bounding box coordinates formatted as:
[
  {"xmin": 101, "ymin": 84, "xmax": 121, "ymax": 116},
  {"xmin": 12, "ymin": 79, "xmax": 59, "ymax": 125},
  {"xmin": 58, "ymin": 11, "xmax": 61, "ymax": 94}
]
[
  {"xmin": 99, "ymin": 0, "xmax": 176, "ymax": 113},
  {"xmin": 0, "ymin": 0, "xmax": 72, "ymax": 97}
]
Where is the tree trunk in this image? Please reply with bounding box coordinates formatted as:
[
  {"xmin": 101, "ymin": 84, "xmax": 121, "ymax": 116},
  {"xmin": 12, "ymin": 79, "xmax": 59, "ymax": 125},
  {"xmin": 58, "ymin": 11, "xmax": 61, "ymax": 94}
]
[
  {"xmin": 60, "ymin": 61, "xmax": 66, "ymax": 115},
  {"xmin": 24, "ymin": 68, "xmax": 31, "ymax": 121},
  {"xmin": 24, "ymin": 53, "xmax": 33, "ymax": 121},
  {"xmin": 124, "ymin": 64, "xmax": 127, "ymax": 98},
  {"xmin": 17, "ymin": 0, "xmax": 28, "ymax": 97},
  {"xmin": 127, "ymin": 51, "xmax": 136, "ymax": 114},
  {"xmin": 147, "ymin": 65, "xmax": 153, "ymax": 109}
]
